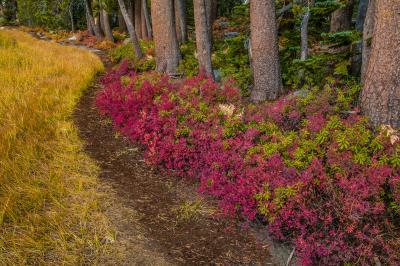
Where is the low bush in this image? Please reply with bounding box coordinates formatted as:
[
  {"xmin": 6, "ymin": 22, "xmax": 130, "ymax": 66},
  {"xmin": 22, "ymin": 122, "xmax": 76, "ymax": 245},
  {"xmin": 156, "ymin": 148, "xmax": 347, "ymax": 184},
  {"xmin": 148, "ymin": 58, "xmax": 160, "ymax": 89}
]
[{"xmin": 96, "ymin": 61, "xmax": 400, "ymax": 265}]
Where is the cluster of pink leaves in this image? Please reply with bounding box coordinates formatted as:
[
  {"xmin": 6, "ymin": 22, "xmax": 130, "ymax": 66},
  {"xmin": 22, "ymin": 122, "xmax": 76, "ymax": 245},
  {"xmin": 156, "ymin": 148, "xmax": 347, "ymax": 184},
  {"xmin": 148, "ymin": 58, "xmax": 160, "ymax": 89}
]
[{"xmin": 96, "ymin": 62, "xmax": 400, "ymax": 265}]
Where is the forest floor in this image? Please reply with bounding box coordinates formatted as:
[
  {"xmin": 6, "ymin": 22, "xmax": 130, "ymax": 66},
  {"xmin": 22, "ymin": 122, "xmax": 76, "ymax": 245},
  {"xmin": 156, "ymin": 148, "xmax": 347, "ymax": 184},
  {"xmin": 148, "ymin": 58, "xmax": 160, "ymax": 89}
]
[{"xmin": 73, "ymin": 49, "xmax": 275, "ymax": 265}]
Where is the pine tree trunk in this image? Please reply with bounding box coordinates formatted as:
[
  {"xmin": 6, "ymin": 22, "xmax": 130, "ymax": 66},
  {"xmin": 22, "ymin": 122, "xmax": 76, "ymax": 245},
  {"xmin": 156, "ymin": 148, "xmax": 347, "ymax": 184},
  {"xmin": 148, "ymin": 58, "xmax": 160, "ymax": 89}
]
[
  {"xmin": 250, "ymin": 0, "xmax": 283, "ymax": 102},
  {"xmin": 102, "ymin": 9, "xmax": 115, "ymax": 42},
  {"xmin": 142, "ymin": 0, "xmax": 152, "ymax": 39},
  {"xmin": 135, "ymin": 0, "xmax": 142, "ymax": 39},
  {"xmin": 140, "ymin": 1, "xmax": 148, "ymax": 39},
  {"xmin": 330, "ymin": 0, "xmax": 355, "ymax": 32},
  {"xmin": 151, "ymin": 0, "xmax": 181, "ymax": 74},
  {"xmin": 117, "ymin": 0, "xmax": 144, "ymax": 59},
  {"xmin": 175, "ymin": 0, "xmax": 188, "ymax": 43},
  {"xmin": 85, "ymin": 0, "xmax": 103, "ymax": 39},
  {"xmin": 355, "ymin": 0, "xmax": 369, "ymax": 32},
  {"xmin": 86, "ymin": 8, "xmax": 95, "ymax": 35},
  {"xmin": 361, "ymin": 0, "xmax": 400, "ymax": 128},
  {"xmin": 361, "ymin": 0, "xmax": 375, "ymax": 84},
  {"xmin": 194, "ymin": 0, "xmax": 213, "ymax": 77},
  {"xmin": 118, "ymin": 9, "xmax": 127, "ymax": 32}
]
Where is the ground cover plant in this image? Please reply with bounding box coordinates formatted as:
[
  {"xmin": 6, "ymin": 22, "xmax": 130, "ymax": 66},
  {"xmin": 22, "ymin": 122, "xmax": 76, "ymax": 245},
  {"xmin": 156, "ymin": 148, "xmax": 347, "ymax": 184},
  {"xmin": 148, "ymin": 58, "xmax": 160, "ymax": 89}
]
[
  {"xmin": 97, "ymin": 61, "xmax": 400, "ymax": 265},
  {"xmin": 0, "ymin": 29, "xmax": 114, "ymax": 264}
]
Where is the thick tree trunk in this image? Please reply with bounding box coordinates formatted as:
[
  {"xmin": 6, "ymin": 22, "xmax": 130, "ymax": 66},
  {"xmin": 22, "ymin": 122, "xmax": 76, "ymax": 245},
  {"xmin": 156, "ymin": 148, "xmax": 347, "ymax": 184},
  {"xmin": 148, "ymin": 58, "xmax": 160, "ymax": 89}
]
[
  {"xmin": 135, "ymin": 0, "xmax": 142, "ymax": 39},
  {"xmin": 361, "ymin": 0, "xmax": 400, "ymax": 128},
  {"xmin": 117, "ymin": 0, "xmax": 144, "ymax": 59},
  {"xmin": 142, "ymin": 0, "xmax": 152, "ymax": 39},
  {"xmin": 194, "ymin": 0, "xmax": 213, "ymax": 77},
  {"xmin": 151, "ymin": 0, "xmax": 181, "ymax": 74},
  {"xmin": 127, "ymin": 0, "xmax": 134, "ymax": 24},
  {"xmin": 330, "ymin": 0, "xmax": 355, "ymax": 32},
  {"xmin": 102, "ymin": 9, "xmax": 115, "ymax": 42},
  {"xmin": 250, "ymin": 0, "xmax": 283, "ymax": 102},
  {"xmin": 85, "ymin": 0, "xmax": 103, "ymax": 39},
  {"xmin": 361, "ymin": 0, "xmax": 375, "ymax": 83}
]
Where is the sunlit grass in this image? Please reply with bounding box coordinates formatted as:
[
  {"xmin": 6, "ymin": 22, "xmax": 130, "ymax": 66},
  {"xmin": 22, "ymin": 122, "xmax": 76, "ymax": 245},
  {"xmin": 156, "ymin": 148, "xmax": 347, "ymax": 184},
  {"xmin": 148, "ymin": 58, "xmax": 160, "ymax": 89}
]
[{"xmin": 0, "ymin": 29, "xmax": 113, "ymax": 264}]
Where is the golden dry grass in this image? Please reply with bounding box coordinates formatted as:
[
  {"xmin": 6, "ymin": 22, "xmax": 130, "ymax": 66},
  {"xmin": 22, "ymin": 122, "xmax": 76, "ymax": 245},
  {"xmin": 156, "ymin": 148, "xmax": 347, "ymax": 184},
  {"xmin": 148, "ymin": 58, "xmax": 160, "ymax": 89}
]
[{"xmin": 0, "ymin": 29, "xmax": 114, "ymax": 265}]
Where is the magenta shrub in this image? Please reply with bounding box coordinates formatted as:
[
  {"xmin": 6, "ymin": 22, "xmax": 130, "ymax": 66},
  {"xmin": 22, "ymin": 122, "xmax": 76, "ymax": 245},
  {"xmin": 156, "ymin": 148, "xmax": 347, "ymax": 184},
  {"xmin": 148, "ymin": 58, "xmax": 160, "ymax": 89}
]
[{"xmin": 96, "ymin": 62, "xmax": 400, "ymax": 265}]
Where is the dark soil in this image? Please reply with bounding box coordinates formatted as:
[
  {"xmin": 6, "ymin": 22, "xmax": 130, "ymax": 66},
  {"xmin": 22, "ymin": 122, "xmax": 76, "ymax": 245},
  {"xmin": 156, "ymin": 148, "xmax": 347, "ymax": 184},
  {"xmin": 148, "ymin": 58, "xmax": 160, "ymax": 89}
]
[{"xmin": 73, "ymin": 52, "xmax": 275, "ymax": 265}]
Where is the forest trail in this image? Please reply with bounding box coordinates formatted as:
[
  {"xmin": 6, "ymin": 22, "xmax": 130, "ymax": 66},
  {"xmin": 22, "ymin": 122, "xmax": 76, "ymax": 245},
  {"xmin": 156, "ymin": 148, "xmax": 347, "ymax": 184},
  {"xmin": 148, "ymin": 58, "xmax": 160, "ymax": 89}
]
[{"xmin": 73, "ymin": 51, "xmax": 275, "ymax": 265}]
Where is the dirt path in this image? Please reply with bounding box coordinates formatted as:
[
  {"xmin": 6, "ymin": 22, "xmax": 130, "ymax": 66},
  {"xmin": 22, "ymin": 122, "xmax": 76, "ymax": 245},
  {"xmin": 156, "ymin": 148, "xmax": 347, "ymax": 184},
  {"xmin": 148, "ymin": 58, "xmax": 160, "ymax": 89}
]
[{"xmin": 73, "ymin": 52, "xmax": 275, "ymax": 265}]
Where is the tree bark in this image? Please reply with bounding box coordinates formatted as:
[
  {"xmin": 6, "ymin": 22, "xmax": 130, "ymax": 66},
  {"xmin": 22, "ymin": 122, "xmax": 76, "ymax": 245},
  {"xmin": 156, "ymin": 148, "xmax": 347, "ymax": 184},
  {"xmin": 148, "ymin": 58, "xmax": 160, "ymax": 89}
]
[
  {"xmin": 134, "ymin": 0, "xmax": 142, "ymax": 39},
  {"xmin": 194, "ymin": 0, "xmax": 213, "ymax": 77},
  {"xmin": 102, "ymin": 8, "xmax": 115, "ymax": 42},
  {"xmin": 361, "ymin": 0, "xmax": 400, "ymax": 128},
  {"xmin": 330, "ymin": 0, "xmax": 355, "ymax": 32},
  {"xmin": 140, "ymin": 1, "xmax": 148, "ymax": 39},
  {"xmin": 117, "ymin": 0, "xmax": 144, "ymax": 59},
  {"xmin": 361, "ymin": 0, "xmax": 375, "ymax": 84},
  {"xmin": 355, "ymin": 0, "xmax": 369, "ymax": 32},
  {"xmin": 250, "ymin": 0, "xmax": 283, "ymax": 102},
  {"xmin": 69, "ymin": 2, "xmax": 75, "ymax": 32},
  {"xmin": 142, "ymin": 0, "xmax": 152, "ymax": 39},
  {"xmin": 118, "ymin": 9, "xmax": 127, "ymax": 32},
  {"xmin": 175, "ymin": 0, "xmax": 188, "ymax": 43},
  {"xmin": 85, "ymin": 0, "xmax": 103, "ymax": 39},
  {"xmin": 86, "ymin": 7, "xmax": 95, "ymax": 35},
  {"xmin": 151, "ymin": 0, "xmax": 181, "ymax": 74}
]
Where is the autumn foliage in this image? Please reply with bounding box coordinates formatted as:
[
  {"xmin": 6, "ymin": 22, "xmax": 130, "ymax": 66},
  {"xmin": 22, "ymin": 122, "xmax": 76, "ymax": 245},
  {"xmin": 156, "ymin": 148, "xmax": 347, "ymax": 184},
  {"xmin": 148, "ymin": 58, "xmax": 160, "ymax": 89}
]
[{"xmin": 96, "ymin": 62, "xmax": 400, "ymax": 265}]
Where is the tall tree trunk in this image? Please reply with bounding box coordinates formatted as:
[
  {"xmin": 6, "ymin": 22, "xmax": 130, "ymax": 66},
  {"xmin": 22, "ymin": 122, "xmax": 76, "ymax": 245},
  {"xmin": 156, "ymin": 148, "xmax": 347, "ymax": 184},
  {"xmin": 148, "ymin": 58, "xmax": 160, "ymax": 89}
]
[
  {"xmin": 361, "ymin": 0, "xmax": 400, "ymax": 128},
  {"xmin": 250, "ymin": 0, "xmax": 283, "ymax": 102},
  {"xmin": 135, "ymin": 0, "xmax": 142, "ymax": 39},
  {"xmin": 142, "ymin": 0, "xmax": 152, "ymax": 39},
  {"xmin": 102, "ymin": 8, "xmax": 115, "ymax": 42},
  {"xmin": 86, "ymin": 8, "xmax": 95, "ymax": 35},
  {"xmin": 300, "ymin": 1, "xmax": 314, "ymax": 61},
  {"xmin": 151, "ymin": 0, "xmax": 181, "ymax": 74},
  {"xmin": 141, "ymin": 1, "xmax": 148, "ymax": 39},
  {"xmin": 175, "ymin": 0, "xmax": 188, "ymax": 43},
  {"xmin": 194, "ymin": 0, "xmax": 213, "ymax": 77},
  {"xmin": 117, "ymin": 0, "xmax": 144, "ymax": 59},
  {"xmin": 361, "ymin": 0, "xmax": 375, "ymax": 83},
  {"xmin": 69, "ymin": 2, "xmax": 75, "ymax": 32},
  {"xmin": 355, "ymin": 0, "xmax": 369, "ymax": 32},
  {"xmin": 330, "ymin": 0, "xmax": 355, "ymax": 32},
  {"xmin": 118, "ymin": 9, "xmax": 127, "ymax": 32},
  {"xmin": 127, "ymin": 0, "xmax": 134, "ymax": 25},
  {"xmin": 85, "ymin": 0, "xmax": 103, "ymax": 39}
]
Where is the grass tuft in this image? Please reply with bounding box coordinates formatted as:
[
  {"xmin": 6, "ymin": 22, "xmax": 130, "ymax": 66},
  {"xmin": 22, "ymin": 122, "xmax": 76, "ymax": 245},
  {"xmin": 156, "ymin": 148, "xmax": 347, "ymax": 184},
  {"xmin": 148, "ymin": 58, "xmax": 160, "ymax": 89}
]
[{"xmin": 0, "ymin": 29, "xmax": 114, "ymax": 264}]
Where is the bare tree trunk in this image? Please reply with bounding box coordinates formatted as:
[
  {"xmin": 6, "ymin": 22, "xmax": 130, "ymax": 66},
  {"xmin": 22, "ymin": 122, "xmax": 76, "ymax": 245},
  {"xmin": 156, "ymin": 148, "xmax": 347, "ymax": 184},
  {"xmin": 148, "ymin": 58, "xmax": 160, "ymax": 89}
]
[
  {"xmin": 127, "ymin": 0, "xmax": 134, "ymax": 24},
  {"xmin": 135, "ymin": 0, "xmax": 142, "ymax": 39},
  {"xmin": 194, "ymin": 0, "xmax": 213, "ymax": 77},
  {"xmin": 361, "ymin": 0, "xmax": 375, "ymax": 84},
  {"xmin": 141, "ymin": 1, "xmax": 148, "ymax": 39},
  {"xmin": 250, "ymin": 0, "xmax": 283, "ymax": 102},
  {"xmin": 300, "ymin": 3, "xmax": 312, "ymax": 61},
  {"xmin": 151, "ymin": 0, "xmax": 181, "ymax": 74},
  {"xmin": 361, "ymin": 0, "xmax": 400, "ymax": 128},
  {"xmin": 85, "ymin": 0, "xmax": 103, "ymax": 39},
  {"xmin": 69, "ymin": 2, "xmax": 75, "ymax": 32},
  {"xmin": 330, "ymin": 0, "xmax": 355, "ymax": 32},
  {"xmin": 355, "ymin": 0, "xmax": 369, "ymax": 31},
  {"xmin": 118, "ymin": 9, "xmax": 127, "ymax": 31},
  {"xmin": 117, "ymin": 0, "xmax": 144, "ymax": 59},
  {"xmin": 86, "ymin": 7, "xmax": 95, "ymax": 35},
  {"xmin": 102, "ymin": 8, "xmax": 115, "ymax": 42},
  {"xmin": 142, "ymin": 0, "xmax": 152, "ymax": 39},
  {"xmin": 175, "ymin": 0, "xmax": 188, "ymax": 43}
]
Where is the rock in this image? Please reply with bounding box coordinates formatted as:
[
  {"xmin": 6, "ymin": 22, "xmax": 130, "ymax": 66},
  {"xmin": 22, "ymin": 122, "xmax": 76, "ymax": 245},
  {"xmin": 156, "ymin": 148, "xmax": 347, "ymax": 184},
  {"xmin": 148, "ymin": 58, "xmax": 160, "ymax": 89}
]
[
  {"xmin": 293, "ymin": 89, "xmax": 310, "ymax": 98},
  {"xmin": 213, "ymin": 69, "xmax": 222, "ymax": 82},
  {"xmin": 224, "ymin": 32, "xmax": 240, "ymax": 39},
  {"xmin": 68, "ymin": 35, "xmax": 77, "ymax": 41}
]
